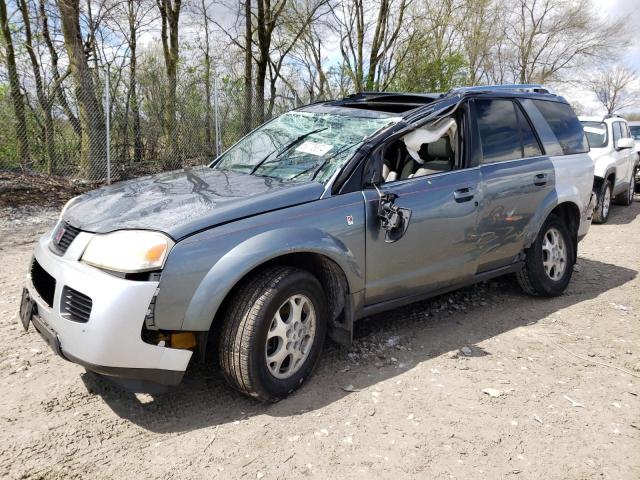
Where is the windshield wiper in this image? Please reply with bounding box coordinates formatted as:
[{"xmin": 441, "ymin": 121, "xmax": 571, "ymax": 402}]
[{"xmin": 250, "ymin": 127, "xmax": 328, "ymax": 175}]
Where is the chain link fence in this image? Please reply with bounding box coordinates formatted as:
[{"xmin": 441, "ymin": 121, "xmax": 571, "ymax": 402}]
[{"xmin": 0, "ymin": 62, "xmax": 299, "ymax": 184}]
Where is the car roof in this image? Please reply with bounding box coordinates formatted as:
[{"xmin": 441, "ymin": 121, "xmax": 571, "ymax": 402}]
[
  {"xmin": 317, "ymin": 85, "xmax": 567, "ymax": 117},
  {"xmin": 628, "ymin": 121, "xmax": 640, "ymax": 126},
  {"xmin": 579, "ymin": 115, "xmax": 628, "ymax": 124}
]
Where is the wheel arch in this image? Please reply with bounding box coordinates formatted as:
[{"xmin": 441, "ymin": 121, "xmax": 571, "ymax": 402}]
[
  {"xmin": 548, "ymin": 202, "xmax": 580, "ymax": 263},
  {"xmin": 594, "ymin": 167, "xmax": 616, "ymax": 189},
  {"xmin": 208, "ymin": 252, "xmax": 353, "ymax": 352},
  {"xmin": 525, "ymin": 189, "xmax": 581, "ymax": 256},
  {"xmin": 181, "ymin": 227, "xmax": 361, "ymax": 345}
]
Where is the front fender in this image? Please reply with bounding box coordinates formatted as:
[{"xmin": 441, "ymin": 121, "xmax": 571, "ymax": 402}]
[{"xmin": 181, "ymin": 227, "xmax": 362, "ymax": 331}]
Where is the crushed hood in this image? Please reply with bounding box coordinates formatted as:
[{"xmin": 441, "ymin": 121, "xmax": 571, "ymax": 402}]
[{"xmin": 63, "ymin": 166, "xmax": 325, "ymax": 239}]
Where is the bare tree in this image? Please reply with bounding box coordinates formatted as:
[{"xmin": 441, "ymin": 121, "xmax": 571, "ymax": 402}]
[
  {"xmin": 57, "ymin": 0, "xmax": 106, "ymax": 179},
  {"xmin": 585, "ymin": 66, "xmax": 639, "ymax": 115},
  {"xmin": 18, "ymin": 0, "xmax": 58, "ymax": 172},
  {"xmin": 107, "ymin": 0, "xmax": 155, "ymax": 164},
  {"xmin": 504, "ymin": 0, "xmax": 626, "ymax": 84},
  {"xmin": 0, "ymin": 0, "xmax": 31, "ymax": 167},
  {"xmin": 460, "ymin": 0, "xmax": 501, "ymax": 85},
  {"xmin": 40, "ymin": 0, "xmax": 81, "ymax": 137},
  {"xmin": 334, "ymin": 0, "xmax": 411, "ymax": 92},
  {"xmin": 243, "ymin": 0, "xmax": 252, "ymax": 132},
  {"xmin": 156, "ymin": 0, "xmax": 181, "ymax": 164},
  {"xmin": 291, "ymin": 20, "xmax": 332, "ymax": 102},
  {"xmin": 265, "ymin": 0, "xmax": 329, "ymax": 118}
]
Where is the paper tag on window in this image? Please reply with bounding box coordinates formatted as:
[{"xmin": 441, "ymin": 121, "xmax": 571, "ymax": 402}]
[{"xmin": 295, "ymin": 141, "xmax": 333, "ymax": 156}]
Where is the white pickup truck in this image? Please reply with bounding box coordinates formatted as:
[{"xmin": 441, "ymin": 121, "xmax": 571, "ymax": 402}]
[{"xmin": 580, "ymin": 115, "xmax": 638, "ymax": 223}]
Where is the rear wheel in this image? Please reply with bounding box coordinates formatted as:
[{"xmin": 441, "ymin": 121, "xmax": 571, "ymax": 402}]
[
  {"xmin": 219, "ymin": 266, "xmax": 327, "ymax": 402},
  {"xmin": 517, "ymin": 214, "xmax": 575, "ymax": 297},
  {"xmin": 615, "ymin": 169, "xmax": 636, "ymax": 206},
  {"xmin": 592, "ymin": 180, "xmax": 612, "ymax": 224}
]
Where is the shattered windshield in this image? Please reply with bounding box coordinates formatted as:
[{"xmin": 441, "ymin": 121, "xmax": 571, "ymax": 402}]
[{"xmin": 213, "ymin": 109, "xmax": 399, "ymax": 183}]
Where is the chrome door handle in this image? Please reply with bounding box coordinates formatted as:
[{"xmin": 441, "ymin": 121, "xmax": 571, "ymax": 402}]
[
  {"xmin": 534, "ymin": 173, "xmax": 548, "ymax": 186},
  {"xmin": 454, "ymin": 187, "xmax": 475, "ymax": 202}
]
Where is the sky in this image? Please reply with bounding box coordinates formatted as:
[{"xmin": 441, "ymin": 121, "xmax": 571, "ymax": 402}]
[{"xmin": 557, "ymin": 0, "xmax": 640, "ymax": 115}]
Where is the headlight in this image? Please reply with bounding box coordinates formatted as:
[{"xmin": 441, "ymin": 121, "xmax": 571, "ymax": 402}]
[{"xmin": 81, "ymin": 230, "xmax": 174, "ymax": 273}]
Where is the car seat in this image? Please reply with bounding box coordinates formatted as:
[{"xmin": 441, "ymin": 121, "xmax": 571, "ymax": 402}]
[{"xmin": 411, "ymin": 136, "xmax": 454, "ymax": 178}]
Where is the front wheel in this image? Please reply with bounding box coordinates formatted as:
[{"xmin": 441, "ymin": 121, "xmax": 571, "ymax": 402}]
[
  {"xmin": 517, "ymin": 214, "xmax": 575, "ymax": 297},
  {"xmin": 219, "ymin": 266, "xmax": 327, "ymax": 402},
  {"xmin": 592, "ymin": 180, "xmax": 612, "ymax": 224}
]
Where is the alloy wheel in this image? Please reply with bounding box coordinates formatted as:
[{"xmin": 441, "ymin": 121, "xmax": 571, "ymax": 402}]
[
  {"xmin": 542, "ymin": 227, "xmax": 567, "ymax": 281},
  {"xmin": 265, "ymin": 294, "xmax": 316, "ymax": 379}
]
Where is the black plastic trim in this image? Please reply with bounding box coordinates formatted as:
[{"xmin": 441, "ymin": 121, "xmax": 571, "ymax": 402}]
[
  {"xmin": 64, "ymin": 351, "xmax": 185, "ymax": 386},
  {"xmin": 359, "ymin": 262, "xmax": 523, "ymax": 319}
]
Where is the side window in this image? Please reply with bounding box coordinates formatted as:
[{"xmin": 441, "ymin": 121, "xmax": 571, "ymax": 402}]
[
  {"xmin": 379, "ymin": 115, "xmax": 460, "ymax": 183},
  {"xmin": 530, "ymin": 100, "xmax": 588, "ymax": 155},
  {"xmin": 515, "ymin": 104, "xmax": 543, "ymax": 158},
  {"xmin": 475, "ymin": 99, "xmax": 522, "ymax": 163},
  {"xmin": 613, "ymin": 122, "xmax": 622, "ymax": 144}
]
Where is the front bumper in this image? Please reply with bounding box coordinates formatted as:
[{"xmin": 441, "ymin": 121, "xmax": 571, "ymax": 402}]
[{"xmin": 24, "ymin": 228, "xmax": 192, "ymax": 386}]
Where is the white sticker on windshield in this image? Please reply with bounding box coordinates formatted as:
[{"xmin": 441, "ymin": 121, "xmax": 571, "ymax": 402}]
[{"xmin": 295, "ymin": 141, "xmax": 333, "ymax": 156}]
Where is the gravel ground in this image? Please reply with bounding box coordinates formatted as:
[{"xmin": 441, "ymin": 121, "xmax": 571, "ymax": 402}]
[{"xmin": 1, "ymin": 201, "xmax": 639, "ymax": 479}]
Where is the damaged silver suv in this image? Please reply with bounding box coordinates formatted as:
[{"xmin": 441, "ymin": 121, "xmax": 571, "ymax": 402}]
[{"xmin": 20, "ymin": 85, "xmax": 595, "ymax": 401}]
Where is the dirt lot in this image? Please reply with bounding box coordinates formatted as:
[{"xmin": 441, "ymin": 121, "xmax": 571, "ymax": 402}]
[{"xmin": 1, "ymin": 202, "xmax": 639, "ymax": 480}]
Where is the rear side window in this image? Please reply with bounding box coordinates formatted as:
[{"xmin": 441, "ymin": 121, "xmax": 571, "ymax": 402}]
[
  {"xmin": 475, "ymin": 99, "xmax": 542, "ymax": 163},
  {"xmin": 531, "ymin": 100, "xmax": 588, "ymax": 155},
  {"xmin": 515, "ymin": 104, "xmax": 543, "ymax": 158},
  {"xmin": 630, "ymin": 126, "xmax": 640, "ymax": 140}
]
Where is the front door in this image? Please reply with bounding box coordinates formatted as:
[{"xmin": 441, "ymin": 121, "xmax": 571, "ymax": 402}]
[{"xmin": 363, "ymin": 168, "xmax": 481, "ymax": 306}]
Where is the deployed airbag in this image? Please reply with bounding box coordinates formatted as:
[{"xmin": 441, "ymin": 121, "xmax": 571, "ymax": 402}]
[{"xmin": 403, "ymin": 117, "xmax": 456, "ymax": 162}]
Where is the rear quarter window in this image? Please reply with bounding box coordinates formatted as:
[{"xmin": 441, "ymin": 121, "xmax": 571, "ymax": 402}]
[{"xmin": 531, "ymin": 100, "xmax": 588, "ymax": 155}]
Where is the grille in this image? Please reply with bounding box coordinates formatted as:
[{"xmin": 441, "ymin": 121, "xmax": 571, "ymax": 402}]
[
  {"xmin": 60, "ymin": 286, "xmax": 93, "ymax": 323},
  {"xmin": 31, "ymin": 260, "xmax": 56, "ymax": 308},
  {"xmin": 51, "ymin": 222, "xmax": 81, "ymax": 255}
]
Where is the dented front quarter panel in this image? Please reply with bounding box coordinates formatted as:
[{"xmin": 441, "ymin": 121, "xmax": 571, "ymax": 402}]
[{"xmin": 154, "ymin": 191, "xmax": 366, "ymax": 331}]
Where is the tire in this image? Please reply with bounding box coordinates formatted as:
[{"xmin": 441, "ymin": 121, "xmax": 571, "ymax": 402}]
[
  {"xmin": 615, "ymin": 168, "xmax": 636, "ymax": 206},
  {"xmin": 219, "ymin": 266, "xmax": 327, "ymax": 402},
  {"xmin": 592, "ymin": 180, "xmax": 612, "ymax": 224},
  {"xmin": 517, "ymin": 214, "xmax": 575, "ymax": 297}
]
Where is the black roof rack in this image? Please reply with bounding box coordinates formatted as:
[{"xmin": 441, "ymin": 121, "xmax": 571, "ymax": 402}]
[{"xmin": 449, "ymin": 84, "xmax": 552, "ymax": 95}]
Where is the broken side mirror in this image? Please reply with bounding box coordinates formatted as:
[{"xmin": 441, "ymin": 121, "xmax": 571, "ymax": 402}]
[{"xmin": 374, "ymin": 185, "xmax": 411, "ymax": 243}]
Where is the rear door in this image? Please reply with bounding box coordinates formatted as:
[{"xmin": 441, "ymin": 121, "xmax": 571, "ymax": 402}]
[{"xmin": 472, "ymin": 98, "xmax": 554, "ymax": 273}]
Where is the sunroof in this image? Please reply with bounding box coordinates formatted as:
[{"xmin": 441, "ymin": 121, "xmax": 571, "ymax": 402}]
[{"xmin": 331, "ymin": 92, "xmax": 440, "ymax": 114}]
